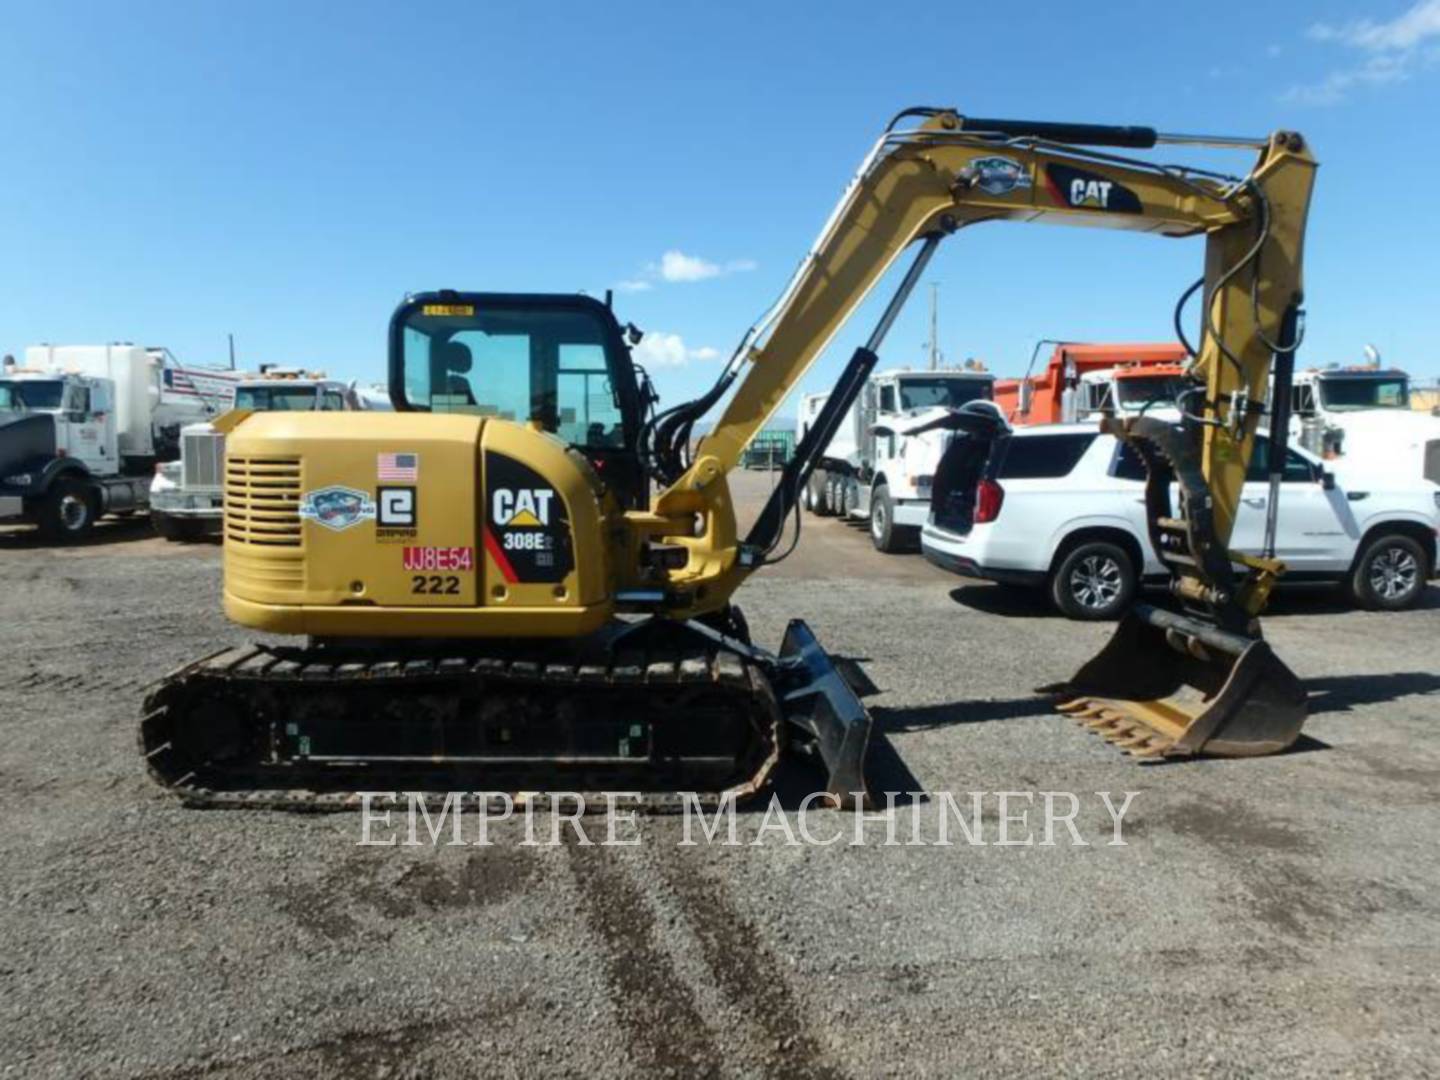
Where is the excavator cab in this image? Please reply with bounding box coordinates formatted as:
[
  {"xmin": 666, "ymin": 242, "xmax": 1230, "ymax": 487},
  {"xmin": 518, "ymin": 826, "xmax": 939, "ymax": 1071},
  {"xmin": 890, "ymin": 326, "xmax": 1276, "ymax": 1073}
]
[{"xmin": 389, "ymin": 293, "xmax": 650, "ymax": 508}]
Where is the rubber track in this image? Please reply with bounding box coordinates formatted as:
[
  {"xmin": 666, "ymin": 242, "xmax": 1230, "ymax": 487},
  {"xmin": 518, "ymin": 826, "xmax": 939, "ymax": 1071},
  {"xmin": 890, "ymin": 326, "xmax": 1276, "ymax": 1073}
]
[{"xmin": 140, "ymin": 642, "xmax": 783, "ymax": 813}]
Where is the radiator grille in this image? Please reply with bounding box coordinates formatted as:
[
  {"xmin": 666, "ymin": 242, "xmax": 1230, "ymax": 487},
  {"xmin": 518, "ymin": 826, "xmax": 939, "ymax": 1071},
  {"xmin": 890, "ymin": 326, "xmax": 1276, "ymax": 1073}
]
[
  {"xmin": 181, "ymin": 430, "xmax": 226, "ymax": 490},
  {"xmin": 225, "ymin": 457, "xmax": 302, "ymax": 546},
  {"xmin": 1425, "ymin": 439, "xmax": 1440, "ymax": 486}
]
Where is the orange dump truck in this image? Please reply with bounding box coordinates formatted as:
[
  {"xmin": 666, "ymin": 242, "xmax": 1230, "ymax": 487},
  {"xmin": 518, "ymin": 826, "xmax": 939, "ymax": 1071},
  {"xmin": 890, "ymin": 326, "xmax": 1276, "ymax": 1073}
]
[{"xmin": 995, "ymin": 342, "xmax": 1189, "ymax": 425}]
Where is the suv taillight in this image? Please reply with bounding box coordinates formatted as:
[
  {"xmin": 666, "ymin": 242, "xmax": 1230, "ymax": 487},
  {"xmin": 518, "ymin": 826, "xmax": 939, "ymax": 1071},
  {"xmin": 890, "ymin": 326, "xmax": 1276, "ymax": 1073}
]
[{"xmin": 975, "ymin": 478, "xmax": 1005, "ymax": 523}]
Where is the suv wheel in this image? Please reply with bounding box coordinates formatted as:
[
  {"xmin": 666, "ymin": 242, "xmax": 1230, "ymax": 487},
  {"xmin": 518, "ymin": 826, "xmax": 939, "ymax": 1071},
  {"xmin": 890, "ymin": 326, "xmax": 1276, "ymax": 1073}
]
[
  {"xmin": 38, "ymin": 479, "xmax": 98, "ymax": 541},
  {"xmin": 870, "ymin": 483, "xmax": 900, "ymax": 552},
  {"xmin": 1051, "ymin": 541, "xmax": 1136, "ymax": 621},
  {"xmin": 1349, "ymin": 533, "xmax": 1428, "ymax": 611}
]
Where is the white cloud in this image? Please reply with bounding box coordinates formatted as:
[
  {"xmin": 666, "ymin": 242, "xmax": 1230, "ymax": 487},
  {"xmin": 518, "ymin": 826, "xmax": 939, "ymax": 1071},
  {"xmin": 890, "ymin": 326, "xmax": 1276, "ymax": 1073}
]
[
  {"xmin": 659, "ymin": 250, "xmax": 722, "ymax": 282},
  {"xmin": 632, "ymin": 332, "xmax": 722, "ymax": 368},
  {"xmin": 1285, "ymin": 0, "xmax": 1440, "ymax": 104},
  {"xmin": 1308, "ymin": 0, "xmax": 1440, "ymax": 49},
  {"xmin": 617, "ymin": 250, "xmax": 758, "ymax": 293}
]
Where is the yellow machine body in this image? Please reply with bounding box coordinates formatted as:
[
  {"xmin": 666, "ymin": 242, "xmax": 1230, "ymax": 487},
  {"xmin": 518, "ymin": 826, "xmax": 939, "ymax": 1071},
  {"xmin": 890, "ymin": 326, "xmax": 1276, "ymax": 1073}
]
[{"xmin": 222, "ymin": 411, "xmax": 615, "ymax": 638}]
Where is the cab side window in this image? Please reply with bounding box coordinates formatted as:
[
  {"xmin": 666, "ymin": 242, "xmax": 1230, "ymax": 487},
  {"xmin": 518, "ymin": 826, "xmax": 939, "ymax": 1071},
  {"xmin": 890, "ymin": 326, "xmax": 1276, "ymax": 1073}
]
[
  {"xmin": 998, "ymin": 433, "xmax": 1097, "ymax": 479},
  {"xmin": 1245, "ymin": 436, "xmax": 1316, "ymax": 483},
  {"xmin": 1110, "ymin": 440, "xmax": 1148, "ymax": 482},
  {"xmin": 322, "ymin": 391, "xmax": 346, "ymax": 411}
]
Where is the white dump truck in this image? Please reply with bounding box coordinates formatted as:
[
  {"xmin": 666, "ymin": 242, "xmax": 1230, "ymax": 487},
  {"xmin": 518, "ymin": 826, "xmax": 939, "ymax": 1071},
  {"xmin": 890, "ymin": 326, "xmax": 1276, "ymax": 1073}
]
[
  {"xmin": 151, "ymin": 369, "xmax": 389, "ymax": 540},
  {"xmin": 1287, "ymin": 365, "xmax": 1440, "ymax": 486},
  {"xmin": 798, "ymin": 366, "xmax": 995, "ymax": 551},
  {"xmin": 0, "ymin": 345, "xmax": 238, "ymax": 540}
]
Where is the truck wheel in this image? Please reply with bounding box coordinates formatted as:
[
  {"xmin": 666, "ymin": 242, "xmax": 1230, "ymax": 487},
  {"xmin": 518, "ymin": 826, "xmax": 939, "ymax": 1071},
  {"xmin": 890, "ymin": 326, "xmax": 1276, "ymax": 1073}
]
[
  {"xmin": 153, "ymin": 512, "xmax": 187, "ymax": 542},
  {"xmin": 1348, "ymin": 534, "xmax": 1428, "ymax": 611},
  {"xmin": 37, "ymin": 479, "xmax": 98, "ymax": 541},
  {"xmin": 870, "ymin": 484, "xmax": 901, "ymax": 553},
  {"xmin": 813, "ymin": 474, "xmax": 831, "ymax": 516},
  {"xmin": 1050, "ymin": 541, "xmax": 1136, "ymax": 621}
]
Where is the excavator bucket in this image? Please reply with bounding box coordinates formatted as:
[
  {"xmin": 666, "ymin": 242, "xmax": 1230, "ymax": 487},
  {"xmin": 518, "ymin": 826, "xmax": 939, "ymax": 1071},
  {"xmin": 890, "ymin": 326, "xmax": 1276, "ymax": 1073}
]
[{"xmin": 1046, "ymin": 603, "xmax": 1307, "ymax": 759}]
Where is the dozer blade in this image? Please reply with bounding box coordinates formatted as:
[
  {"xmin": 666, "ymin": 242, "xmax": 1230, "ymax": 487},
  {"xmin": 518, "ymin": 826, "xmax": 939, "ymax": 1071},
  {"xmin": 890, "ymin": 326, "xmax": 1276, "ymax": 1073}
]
[
  {"xmin": 1043, "ymin": 603, "xmax": 1307, "ymax": 759},
  {"xmin": 771, "ymin": 619, "xmax": 874, "ymax": 806}
]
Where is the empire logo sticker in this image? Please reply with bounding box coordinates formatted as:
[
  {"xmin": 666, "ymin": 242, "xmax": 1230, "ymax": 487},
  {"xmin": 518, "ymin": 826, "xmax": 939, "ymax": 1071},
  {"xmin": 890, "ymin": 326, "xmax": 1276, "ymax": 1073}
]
[
  {"xmin": 376, "ymin": 486, "xmax": 417, "ymax": 542},
  {"xmin": 1044, "ymin": 163, "xmax": 1142, "ymax": 214},
  {"xmin": 492, "ymin": 488, "xmax": 554, "ymax": 528},
  {"xmin": 298, "ymin": 486, "xmax": 376, "ymax": 532}
]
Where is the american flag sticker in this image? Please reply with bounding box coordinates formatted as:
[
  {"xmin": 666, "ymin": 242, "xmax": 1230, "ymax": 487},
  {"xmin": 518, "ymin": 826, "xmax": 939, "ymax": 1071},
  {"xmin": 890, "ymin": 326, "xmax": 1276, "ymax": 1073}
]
[{"xmin": 378, "ymin": 452, "xmax": 419, "ymax": 482}]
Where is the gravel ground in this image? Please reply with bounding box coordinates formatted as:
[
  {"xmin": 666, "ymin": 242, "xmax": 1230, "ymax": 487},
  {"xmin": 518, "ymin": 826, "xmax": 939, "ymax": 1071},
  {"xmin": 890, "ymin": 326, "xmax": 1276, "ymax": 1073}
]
[{"xmin": 2, "ymin": 471, "xmax": 1438, "ymax": 1078}]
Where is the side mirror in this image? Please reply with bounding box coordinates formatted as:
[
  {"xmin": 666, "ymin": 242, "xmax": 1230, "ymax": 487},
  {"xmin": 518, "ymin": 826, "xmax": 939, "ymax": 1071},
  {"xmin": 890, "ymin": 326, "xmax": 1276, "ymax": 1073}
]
[{"xmin": 1320, "ymin": 469, "xmax": 1336, "ymax": 491}]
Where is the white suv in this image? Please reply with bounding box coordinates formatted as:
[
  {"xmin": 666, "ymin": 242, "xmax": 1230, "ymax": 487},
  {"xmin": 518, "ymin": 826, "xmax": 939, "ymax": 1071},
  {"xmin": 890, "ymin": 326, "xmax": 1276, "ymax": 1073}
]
[{"xmin": 921, "ymin": 423, "xmax": 1440, "ymax": 619}]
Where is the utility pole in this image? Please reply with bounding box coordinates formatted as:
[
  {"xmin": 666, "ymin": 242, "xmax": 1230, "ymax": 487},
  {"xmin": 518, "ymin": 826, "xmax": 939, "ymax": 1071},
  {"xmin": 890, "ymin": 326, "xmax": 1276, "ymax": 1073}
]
[{"xmin": 927, "ymin": 282, "xmax": 941, "ymax": 371}]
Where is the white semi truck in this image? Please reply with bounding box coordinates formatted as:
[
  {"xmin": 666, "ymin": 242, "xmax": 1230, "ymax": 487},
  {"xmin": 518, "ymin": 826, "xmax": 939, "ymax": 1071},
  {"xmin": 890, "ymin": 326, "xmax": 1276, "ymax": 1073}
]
[
  {"xmin": 0, "ymin": 345, "xmax": 238, "ymax": 540},
  {"xmin": 1287, "ymin": 365, "xmax": 1440, "ymax": 486},
  {"xmin": 151, "ymin": 369, "xmax": 389, "ymax": 540},
  {"xmin": 798, "ymin": 366, "xmax": 995, "ymax": 551}
]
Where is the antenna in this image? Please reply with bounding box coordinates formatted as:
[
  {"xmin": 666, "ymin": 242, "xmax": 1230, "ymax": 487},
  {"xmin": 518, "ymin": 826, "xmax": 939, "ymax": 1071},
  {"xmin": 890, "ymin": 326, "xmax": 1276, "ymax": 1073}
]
[
  {"xmin": 927, "ymin": 282, "xmax": 942, "ymax": 371},
  {"xmin": 228, "ymin": 333, "xmax": 236, "ymax": 370}
]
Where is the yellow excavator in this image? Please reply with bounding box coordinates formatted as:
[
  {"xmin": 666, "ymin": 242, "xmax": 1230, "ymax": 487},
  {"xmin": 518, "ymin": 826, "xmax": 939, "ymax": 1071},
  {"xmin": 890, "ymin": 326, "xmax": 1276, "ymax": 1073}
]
[{"xmin": 142, "ymin": 108, "xmax": 1316, "ymax": 808}]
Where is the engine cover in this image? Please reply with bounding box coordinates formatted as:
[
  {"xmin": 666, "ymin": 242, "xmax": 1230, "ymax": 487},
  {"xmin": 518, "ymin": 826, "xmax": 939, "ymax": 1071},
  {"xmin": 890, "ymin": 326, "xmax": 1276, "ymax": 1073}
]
[{"xmin": 222, "ymin": 411, "xmax": 613, "ymax": 637}]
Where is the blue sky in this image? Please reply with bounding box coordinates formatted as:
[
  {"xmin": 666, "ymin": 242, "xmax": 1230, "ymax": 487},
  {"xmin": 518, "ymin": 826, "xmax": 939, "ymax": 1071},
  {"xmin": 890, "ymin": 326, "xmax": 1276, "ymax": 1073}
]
[{"xmin": 2, "ymin": 0, "xmax": 1438, "ymax": 413}]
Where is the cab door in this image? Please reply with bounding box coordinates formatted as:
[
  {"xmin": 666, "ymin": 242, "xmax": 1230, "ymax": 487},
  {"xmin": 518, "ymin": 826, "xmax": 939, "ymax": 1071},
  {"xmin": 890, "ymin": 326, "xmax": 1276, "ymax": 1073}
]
[
  {"xmin": 62, "ymin": 382, "xmax": 111, "ymax": 472},
  {"xmin": 1228, "ymin": 437, "xmax": 1351, "ymax": 572}
]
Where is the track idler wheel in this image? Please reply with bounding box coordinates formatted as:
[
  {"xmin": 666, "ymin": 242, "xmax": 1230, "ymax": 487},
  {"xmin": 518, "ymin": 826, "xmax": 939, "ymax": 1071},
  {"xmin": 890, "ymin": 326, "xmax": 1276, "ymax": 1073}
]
[{"xmin": 1042, "ymin": 603, "xmax": 1307, "ymax": 759}]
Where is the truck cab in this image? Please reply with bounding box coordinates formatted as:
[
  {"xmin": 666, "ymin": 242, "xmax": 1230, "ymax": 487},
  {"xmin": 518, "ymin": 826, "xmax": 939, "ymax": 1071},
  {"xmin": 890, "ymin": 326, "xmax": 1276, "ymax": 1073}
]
[
  {"xmin": 801, "ymin": 366, "xmax": 995, "ymax": 551},
  {"xmin": 0, "ymin": 345, "xmax": 213, "ymax": 540},
  {"xmin": 1071, "ymin": 364, "xmax": 1187, "ymax": 422},
  {"xmin": 151, "ymin": 371, "xmax": 378, "ymax": 540},
  {"xmin": 1288, "ymin": 366, "xmax": 1440, "ymax": 485},
  {"xmin": 0, "ymin": 371, "xmax": 119, "ymax": 474}
]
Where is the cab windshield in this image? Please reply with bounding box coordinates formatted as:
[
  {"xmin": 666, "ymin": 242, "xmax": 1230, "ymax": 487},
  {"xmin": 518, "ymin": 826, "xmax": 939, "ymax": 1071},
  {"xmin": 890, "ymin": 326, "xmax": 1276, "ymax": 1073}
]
[
  {"xmin": 1116, "ymin": 374, "xmax": 1188, "ymax": 410},
  {"xmin": 0, "ymin": 380, "xmax": 64, "ymax": 410},
  {"xmin": 236, "ymin": 386, "xmax": 320, "ymax": 411},
  {"xmin": 394, "ymin": 299, "xmax": 631, "ymax": 449},
  {"xmin": 898, "ymin": 378, "xmax": 991, "ymax": 410},
  {"xmin": 1318, "ymin": 376, "xmax": 1409, "ymax": 411}
]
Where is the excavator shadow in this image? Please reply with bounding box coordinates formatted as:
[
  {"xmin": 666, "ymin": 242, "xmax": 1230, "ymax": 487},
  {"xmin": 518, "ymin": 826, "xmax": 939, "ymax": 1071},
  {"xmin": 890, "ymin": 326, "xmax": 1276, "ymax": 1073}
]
[
  {"xmin": 767, "ymin": 729, "xmax": 924, "ymax": 811},
  {"xmin": 948, "ymin": 585, "xmax": 1054, "ymax": 619},
  {"xmin": 1264, "ymin": 585, "xmax": 1440, "ymax": 615},
  {"xmin": 870, "ymin": 697, "xmax": 1044, "ymax": 732},
  {"xmin": 1305, "ymin": 671, "xmax": 1440, "ymax": 716}
]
